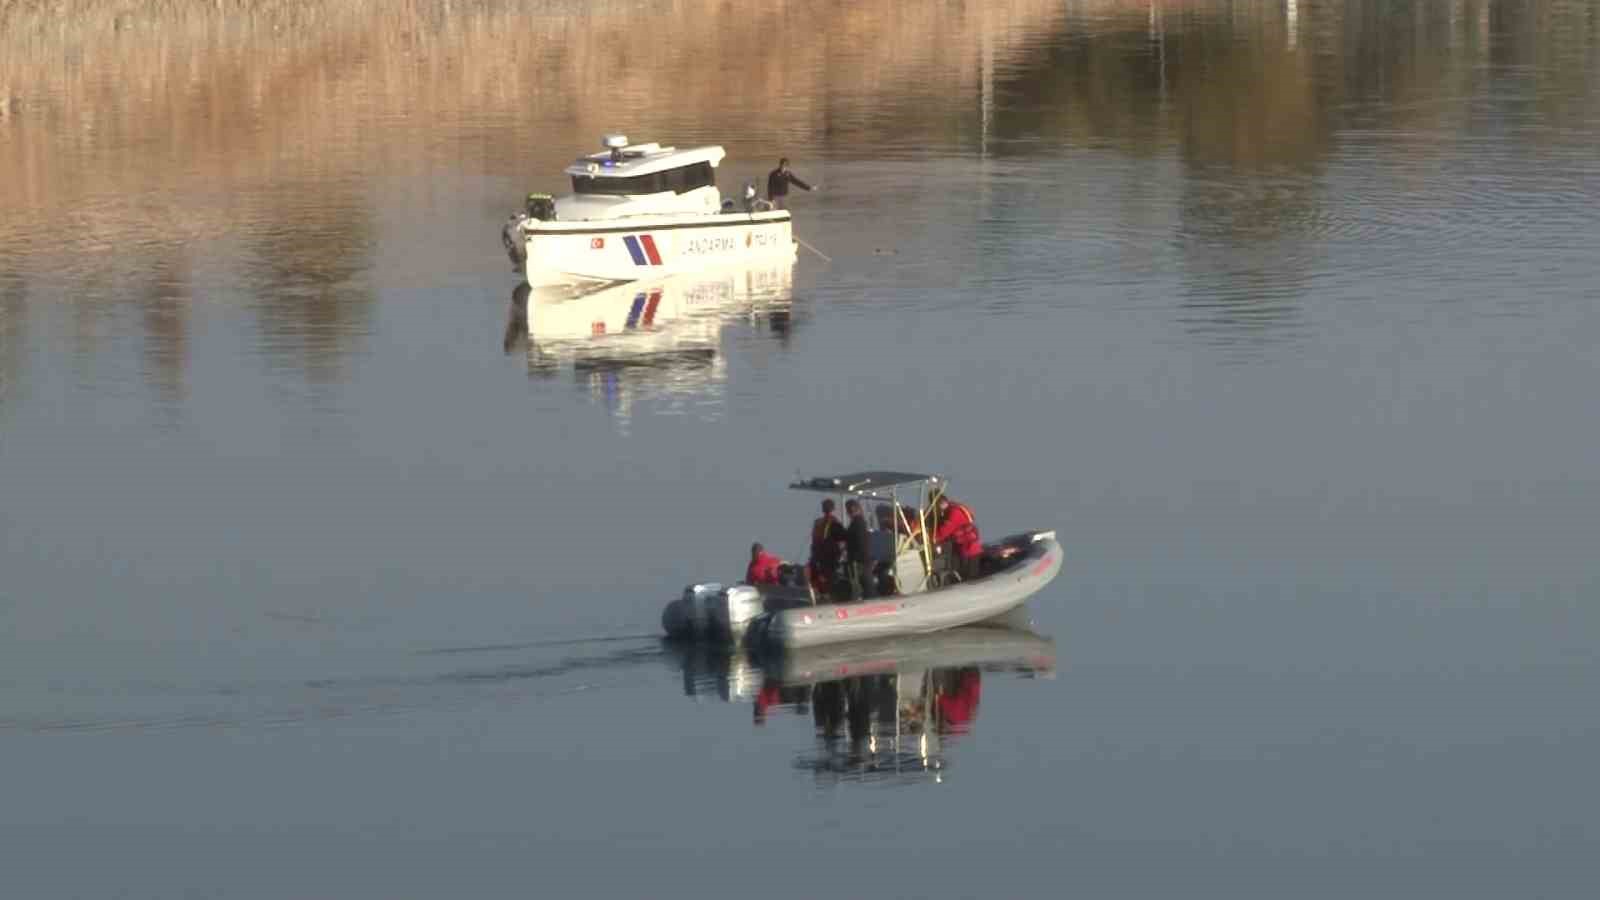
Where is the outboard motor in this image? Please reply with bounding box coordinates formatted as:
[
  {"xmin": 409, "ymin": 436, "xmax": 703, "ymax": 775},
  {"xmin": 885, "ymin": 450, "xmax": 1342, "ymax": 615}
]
[
  {"xmin": 524, "ymin": 192, "xmax": 556, "ymax": 221},
  {"xmin": 663, "ymin": 582, "xmax": 725, "ymax": 639},
  {"xmin": 712, "ymin": 585, "xmax": 765, "ymax": 640},
  {"xmin": 501, "ymin": 193, "xmax": 555, "ymax": 271},
  {"xmin": 740, "ymin": 180, "xmax": 774, "ymax": 213},
  {"xmin": 662, "ymin": 582, "xmax": 765, "ymax": 643}
]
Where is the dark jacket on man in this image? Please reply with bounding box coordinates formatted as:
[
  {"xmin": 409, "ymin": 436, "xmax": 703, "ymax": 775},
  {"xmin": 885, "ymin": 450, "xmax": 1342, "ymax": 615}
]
[
  {"xmin": 845, "ymin": 515, "xmax": 871, "ymax": 567},
  {"xmin": 767, "ymin": 166, "xmax": 812, "ymax": 200}
]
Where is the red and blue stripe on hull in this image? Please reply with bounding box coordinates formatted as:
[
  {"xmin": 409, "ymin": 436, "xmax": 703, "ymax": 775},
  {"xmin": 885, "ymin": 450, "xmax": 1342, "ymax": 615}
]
[{"xmin": 622, "ymin": 234, "xmax": 663, "ymax": 266}]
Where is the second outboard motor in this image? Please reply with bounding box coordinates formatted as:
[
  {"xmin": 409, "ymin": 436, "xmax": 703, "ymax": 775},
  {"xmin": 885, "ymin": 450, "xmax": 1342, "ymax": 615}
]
[
  {"xmin": 524, "ymin": 192, "xmax": 556, "ymax": 221},
  {"xmin": 663, "ymin": 582, "xmax": 725, "ymax": 639},
  {"xmin": 662, "ymin": 582, "xmax": 764, "ymax": 643},
  {"xmin": 739, "ymin": 180, "xmax": 773, "ymax": 213},
  {"xmin": 502, "ymin": 193, "xmax": 555, "ymax": 271},
  {"xmin": 713, "ymin": 585, "xmax": 765, "ymax": 640}
]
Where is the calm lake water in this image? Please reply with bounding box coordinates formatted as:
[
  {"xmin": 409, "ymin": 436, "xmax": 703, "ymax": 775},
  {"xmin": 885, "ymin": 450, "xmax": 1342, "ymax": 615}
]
[{"xmin": 3, "ymin": 0, "xmax": 1599, "ymax": 895}]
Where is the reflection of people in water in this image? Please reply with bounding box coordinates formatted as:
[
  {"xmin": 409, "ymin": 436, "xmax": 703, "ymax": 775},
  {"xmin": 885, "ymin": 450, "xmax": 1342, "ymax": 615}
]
[
  {"xmin": 782, "ymin": 668, "xmax": 981, "ymax": 742},
  {"xmin": 806, "ymin": 675, "xmax": 896, "ymax": 760},
  {"xmin": 754, "ymin": 681, "xmax": 811, "ymax": 725},
  {"xmin": 811, "ymin": 679, "xmax": 847, "ymax": 741},
  {"xmin": 934, "ymin": 667, "xmax": 982, "ymax": 734},
  {"xmin": 727, "ymin": 625, "xmax": 1055, "ymax": 785}
]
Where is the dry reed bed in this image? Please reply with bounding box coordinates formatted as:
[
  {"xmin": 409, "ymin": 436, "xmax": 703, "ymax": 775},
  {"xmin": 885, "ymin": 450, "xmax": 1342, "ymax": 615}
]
[
  {"xmin": 4, "ymin": 0, "xmax": 1584, "ymax": 260},
  {"xmin": 0, "ymin": 0, "xmax": 1067, "ymax": 252}
]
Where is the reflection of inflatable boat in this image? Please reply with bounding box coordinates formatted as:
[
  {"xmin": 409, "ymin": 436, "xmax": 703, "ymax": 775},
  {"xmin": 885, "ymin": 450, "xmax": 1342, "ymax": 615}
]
[
  {"xmin": 662, "ymin": 640, "xmax": 767, "ymax": 703},
  {"xmin": 764, "ymin": 624, "xmax": 1056, "ymax": 687},
  {"xmin": 775, "ymin": 626, "xmax": 1054, "ymax": 786},
  {"xmin": 664, "ymin": 624, "xmax": 1058, "ymax": 785},
  {"xmin": 663, "ymin": 621, "xmax": 1054, "ymax": 704},
  {"xmin": 663, "ymin": 471, "xmax": 1062, "ymax": 650}
]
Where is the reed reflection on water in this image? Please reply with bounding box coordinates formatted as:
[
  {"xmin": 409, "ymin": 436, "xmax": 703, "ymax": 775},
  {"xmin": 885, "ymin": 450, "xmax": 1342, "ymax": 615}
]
[{"xmin": 0, "ymin": 0, "xmax": 1597, "ymax": 406}]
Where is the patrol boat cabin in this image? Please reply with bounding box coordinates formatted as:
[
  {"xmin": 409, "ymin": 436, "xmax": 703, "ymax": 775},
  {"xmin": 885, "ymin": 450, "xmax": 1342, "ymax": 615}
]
[{"xmin": 503, "ymin": 134, "xmax": 796, "ymax": 287}]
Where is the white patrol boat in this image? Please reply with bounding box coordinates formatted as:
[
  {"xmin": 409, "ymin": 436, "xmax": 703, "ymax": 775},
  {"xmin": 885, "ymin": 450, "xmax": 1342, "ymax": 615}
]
[{"xmin": 502, "ymin": 135, "xmax": 797, "ymax": 287}]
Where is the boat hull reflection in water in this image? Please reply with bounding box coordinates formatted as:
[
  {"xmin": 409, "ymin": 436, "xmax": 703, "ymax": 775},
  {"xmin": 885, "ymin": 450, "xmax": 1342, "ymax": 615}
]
[
  {"xmin": 669, "ymin": 625, "xmax": 1056, "ymax": 786},
  {"xmin": 505, "ymin": 259, "xmax": 796, "ymax": 425}
]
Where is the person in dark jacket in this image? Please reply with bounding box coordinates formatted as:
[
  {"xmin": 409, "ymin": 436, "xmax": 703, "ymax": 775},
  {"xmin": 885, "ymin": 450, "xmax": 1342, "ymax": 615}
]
[
  {"xmin": 766, "ymin": 157, "xmax": 813, "ymax": 210},
  {"xmin": 808, "ymin": 499, "xmax": 847, "ymax": 595},
  {"xmin": 843, "ymin": 499, "xmax": 872, "ymax": 600},
  {"xmin": 870, "ymin": 505, "xmax": 899, "ymax": 595}
]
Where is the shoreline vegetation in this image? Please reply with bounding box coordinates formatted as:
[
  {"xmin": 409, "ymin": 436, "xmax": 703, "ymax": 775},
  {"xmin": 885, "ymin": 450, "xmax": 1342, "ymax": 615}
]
[
  {"xmin": 1, "ymin": 0, "xmax": 1591, "ymax": 267},
  {"xmin": 0, "ymin": 0, "xmax": 1073, "ymax": 394},
  {"xmin": 0, "ymin": 0, "xmax": 1592, "ymax": 397},
  {"xmin": 0, "ymin": 0, "xmax": 1067, "ymax": 241}
]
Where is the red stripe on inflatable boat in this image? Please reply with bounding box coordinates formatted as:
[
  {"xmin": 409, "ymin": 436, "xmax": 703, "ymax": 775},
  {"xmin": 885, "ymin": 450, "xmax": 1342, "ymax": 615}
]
[{"xmin": 834, "ymin": 602, "xmax": 898, "ymax": 620}]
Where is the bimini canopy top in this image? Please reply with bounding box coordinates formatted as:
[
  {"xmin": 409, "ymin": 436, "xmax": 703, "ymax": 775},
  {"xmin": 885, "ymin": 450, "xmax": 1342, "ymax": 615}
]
[{"xmin": 789, "ymin": 471, "xmax": 945, "ymax": 499}]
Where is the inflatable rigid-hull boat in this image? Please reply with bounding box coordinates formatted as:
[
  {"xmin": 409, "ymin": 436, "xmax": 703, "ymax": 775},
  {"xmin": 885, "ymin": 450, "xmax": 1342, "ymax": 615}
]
[
  {"xmin": 662, "ymin": 531, "xmax": 1061, "ymax": 649},
  {"xmin": 750, "ymin": 532, "xmax": 1062, "ymax": 650},
  {"xmin": 663, "ymin": 471, "xmax": 1062, "ymax": 649}
]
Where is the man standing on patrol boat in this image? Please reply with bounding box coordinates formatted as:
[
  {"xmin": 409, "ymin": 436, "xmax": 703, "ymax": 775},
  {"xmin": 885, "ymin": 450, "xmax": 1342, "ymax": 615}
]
[{"xmin": 766, "ymin": 157, "xmax": 814, "ymax": 210}]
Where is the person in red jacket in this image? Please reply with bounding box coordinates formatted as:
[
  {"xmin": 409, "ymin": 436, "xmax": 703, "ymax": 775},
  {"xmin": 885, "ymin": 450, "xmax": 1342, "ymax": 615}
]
[
  {"xmin": 933, "ymin": 495, "xmax": 982, "ymax": 582},
  {"xmin": 808, "ymin": 499, "xmax": 847, "ymax": 595},
  {"xmin": 746, "ymin": 542, "xmax": 784, "ymax": 585}
]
